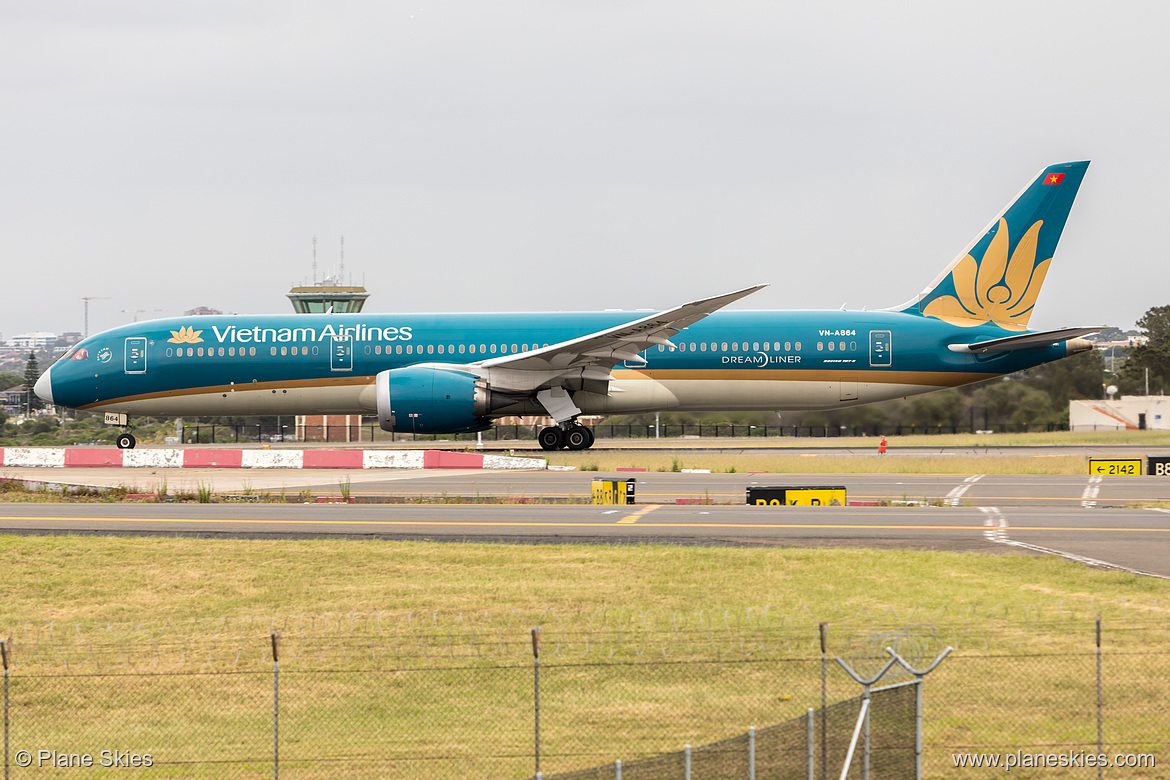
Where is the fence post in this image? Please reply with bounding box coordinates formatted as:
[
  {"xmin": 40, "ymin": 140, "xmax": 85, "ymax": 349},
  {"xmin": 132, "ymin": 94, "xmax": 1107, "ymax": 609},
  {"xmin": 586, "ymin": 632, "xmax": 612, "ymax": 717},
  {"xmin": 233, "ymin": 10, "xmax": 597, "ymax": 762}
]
[
  {"xmin": 615, "ymin": 758, "xmax": 621, "ymax": 779},
  {"xmin": 272, "ymin": 631, "xmax": 280, "ymax": 780},
  {"xmin": 749, "ymin": 726, "xmax": 756, "ymax": 780},
  {"xmin": 807, "ymin": 708, "xmax": 814, "ymax": 780},
  {"xmin": 819, "ymin": 623, "xmax": 827, "ymax": 780},
  {"xmin": 1090, "ymin": 617, "xmax": 1099, "ymax": 780},
  {"xmin": 3, "ymin": 639, "xmax": 8, "ymax": 780},
  {"xmin": 684, "ymin": 744, "xmax": 691, "ymax": 780},
  {"xmin": 532, "ymin": 627, "xmax": 541, "ymax": 778}
]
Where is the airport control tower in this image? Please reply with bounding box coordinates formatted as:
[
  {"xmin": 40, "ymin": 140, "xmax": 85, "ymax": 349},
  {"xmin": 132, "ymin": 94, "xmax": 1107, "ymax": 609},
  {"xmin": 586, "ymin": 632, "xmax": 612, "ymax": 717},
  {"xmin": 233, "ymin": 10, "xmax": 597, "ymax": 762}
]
[{"xmin": 287, "ymin": 237, "xmax": 369, "ymax": 313}]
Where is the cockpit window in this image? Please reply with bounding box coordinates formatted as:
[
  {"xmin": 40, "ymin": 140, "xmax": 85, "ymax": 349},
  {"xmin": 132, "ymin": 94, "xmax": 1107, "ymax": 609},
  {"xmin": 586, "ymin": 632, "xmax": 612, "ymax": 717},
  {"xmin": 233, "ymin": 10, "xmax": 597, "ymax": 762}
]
[{"xmin": 68, "ymin": 348, "xmax": 89, "ymax": 361}]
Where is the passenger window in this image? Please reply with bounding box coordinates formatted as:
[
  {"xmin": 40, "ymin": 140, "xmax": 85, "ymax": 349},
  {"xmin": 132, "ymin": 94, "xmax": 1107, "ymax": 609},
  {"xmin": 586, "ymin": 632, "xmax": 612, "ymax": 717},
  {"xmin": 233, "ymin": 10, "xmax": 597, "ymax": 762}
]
[
  {"xmin": 817, "ymin": 342, "xmax": 823, "ymax": 351},
  {"xmin": 840, "ymin": 342, "xmax": 845, "ymax": 351},
  {"xmin": 784, "ymin": 342, "xmax": 791, "ymax": 351},
  {"xmin": 828, "ymin": 342, "xmax": 835, "ymax": 351},
  {"xmin": 249, "ymin": 347, "xmax": 256, "ymax": 356},
  {"xmin": 795, "ymin": 342, "xmax": 801, "ymax": 351},
  {"xmin": 753, "ymin": 342, "xmax": 759, "ymax": 351},
  {"xmin": 721, "ymin": 342, "xmax": 728, "ymax": 351},
  {"xmin": 700, "ymin": 342, "xmax": 707, "ymax": 352}
]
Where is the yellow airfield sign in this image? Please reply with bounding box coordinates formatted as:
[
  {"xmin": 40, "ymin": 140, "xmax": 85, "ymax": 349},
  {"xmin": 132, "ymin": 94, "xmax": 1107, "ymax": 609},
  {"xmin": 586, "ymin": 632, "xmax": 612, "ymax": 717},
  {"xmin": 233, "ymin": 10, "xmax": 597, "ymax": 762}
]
[{"xmin": 1087, "ymin": 459, "xmax": 1142, "ymax": 476}]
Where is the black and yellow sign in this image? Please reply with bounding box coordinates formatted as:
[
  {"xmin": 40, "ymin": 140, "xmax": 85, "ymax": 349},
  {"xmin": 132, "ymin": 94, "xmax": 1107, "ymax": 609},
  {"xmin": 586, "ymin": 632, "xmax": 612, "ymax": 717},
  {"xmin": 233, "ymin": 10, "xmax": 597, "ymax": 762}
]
[
  {"xmin": 1147, "ymin": 456, "xmax": 1170, "ymax": 476},
  {"xmin": 592, "ymin": 479, "xmax": 636, "ymax": 505},
  {"xmin": 1088, "ymin": 458, "xmax": 1142, "ymax": 476},
  {"xmin": 747, "ymin": 486, "xmax": 846, "ymax": 506}
]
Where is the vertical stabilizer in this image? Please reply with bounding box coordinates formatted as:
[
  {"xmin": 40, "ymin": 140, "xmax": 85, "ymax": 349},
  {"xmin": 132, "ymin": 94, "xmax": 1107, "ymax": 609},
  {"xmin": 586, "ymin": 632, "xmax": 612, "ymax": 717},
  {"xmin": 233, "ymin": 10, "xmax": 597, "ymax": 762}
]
[{"xmin": 899, "ymin": 161, "xmax": 1089, "ymax": 330}]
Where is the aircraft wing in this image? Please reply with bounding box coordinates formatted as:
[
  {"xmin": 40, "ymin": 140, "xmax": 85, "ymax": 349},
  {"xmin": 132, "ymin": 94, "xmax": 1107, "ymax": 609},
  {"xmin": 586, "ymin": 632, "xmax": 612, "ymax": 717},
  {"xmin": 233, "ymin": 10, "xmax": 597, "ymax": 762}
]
[
  {"xmin": 947, "ymin": 326, "xmax": 1102, "ymax": 354},
  {"xmin": 475, "ymin": 285, "xmax": 767, "ymax": 392}
]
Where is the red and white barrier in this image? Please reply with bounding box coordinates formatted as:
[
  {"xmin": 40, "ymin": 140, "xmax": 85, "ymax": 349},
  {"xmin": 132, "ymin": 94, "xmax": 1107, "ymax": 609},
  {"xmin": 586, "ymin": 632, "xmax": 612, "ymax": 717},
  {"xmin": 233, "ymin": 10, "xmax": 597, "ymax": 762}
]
[{"xmin": 0, "ymin": 448, "xmax": 545, "ymax": 471}]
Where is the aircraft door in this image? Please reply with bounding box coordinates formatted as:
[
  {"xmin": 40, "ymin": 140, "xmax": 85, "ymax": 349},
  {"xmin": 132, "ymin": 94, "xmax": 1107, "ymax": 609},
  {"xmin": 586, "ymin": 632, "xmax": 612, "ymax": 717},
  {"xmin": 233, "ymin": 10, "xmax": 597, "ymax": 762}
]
[
  {"xmin": 869, "ymin": 330, "xmax": 892, "ymax": 367},
  {"xmin": 330, "ymin": 335, "xmax": 353, "ymax": 371},
  {"xmin": 124, "ymin": 337, "xmax": 147, "ymax": 374}
]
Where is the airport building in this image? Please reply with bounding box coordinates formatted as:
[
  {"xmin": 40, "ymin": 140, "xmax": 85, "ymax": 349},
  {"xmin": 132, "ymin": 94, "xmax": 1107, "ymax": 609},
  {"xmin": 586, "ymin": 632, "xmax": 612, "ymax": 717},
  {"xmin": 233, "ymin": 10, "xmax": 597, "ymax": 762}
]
[
  {"xmin": 1070, "ymin": 396, "xmax": 1170, "ymax": 431},
  {"xmin": 289, "ymin": 253, "xmax": 369, "ymax": 440}
]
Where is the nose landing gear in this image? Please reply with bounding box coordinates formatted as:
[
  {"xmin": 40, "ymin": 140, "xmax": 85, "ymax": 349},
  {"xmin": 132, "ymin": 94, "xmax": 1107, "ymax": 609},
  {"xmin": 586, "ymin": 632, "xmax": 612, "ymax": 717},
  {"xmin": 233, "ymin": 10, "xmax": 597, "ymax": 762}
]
[{"xmin": 104, "ymin": 412, "xmax": 137, "ymax": 449}]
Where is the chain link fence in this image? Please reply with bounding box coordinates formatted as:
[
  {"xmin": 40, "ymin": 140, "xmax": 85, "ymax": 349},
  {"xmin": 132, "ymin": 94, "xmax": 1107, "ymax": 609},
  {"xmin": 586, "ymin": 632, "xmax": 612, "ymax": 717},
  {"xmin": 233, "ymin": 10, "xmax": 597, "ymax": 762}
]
[
  {"xmin": 0, "ymin": 607, "xmax": 1165, "ymax": 778},
  {"xmin": 178, "ymin": 421, "xmax": 1072, "ymax": 445}
]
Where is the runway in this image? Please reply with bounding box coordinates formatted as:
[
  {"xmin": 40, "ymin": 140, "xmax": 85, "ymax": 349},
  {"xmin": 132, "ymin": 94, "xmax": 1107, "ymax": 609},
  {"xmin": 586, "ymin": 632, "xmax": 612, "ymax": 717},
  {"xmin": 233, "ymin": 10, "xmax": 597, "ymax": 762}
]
[
  {"xmin": 2, "ymin": 463, "xmax": 1170, "ymax": 580},
  {"xmin": 2, "ymin": 466, "xmax": 1169, "ymax": 578}
]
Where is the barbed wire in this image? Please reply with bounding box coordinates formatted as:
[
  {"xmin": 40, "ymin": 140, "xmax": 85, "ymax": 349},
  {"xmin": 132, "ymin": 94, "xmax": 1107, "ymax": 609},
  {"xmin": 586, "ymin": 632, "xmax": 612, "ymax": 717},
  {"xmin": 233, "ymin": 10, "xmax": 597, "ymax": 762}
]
[{"xmin": 2, "ymin": 602, "xmax": 1166, "ymax": 672}]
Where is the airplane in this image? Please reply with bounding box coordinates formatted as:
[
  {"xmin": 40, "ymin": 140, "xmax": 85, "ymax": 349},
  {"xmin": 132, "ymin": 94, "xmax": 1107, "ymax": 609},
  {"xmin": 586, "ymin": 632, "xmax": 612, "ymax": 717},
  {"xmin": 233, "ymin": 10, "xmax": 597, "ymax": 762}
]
[{"xmin": 35, "ymin": 161, "xmax": 1098, "ymax": 451}]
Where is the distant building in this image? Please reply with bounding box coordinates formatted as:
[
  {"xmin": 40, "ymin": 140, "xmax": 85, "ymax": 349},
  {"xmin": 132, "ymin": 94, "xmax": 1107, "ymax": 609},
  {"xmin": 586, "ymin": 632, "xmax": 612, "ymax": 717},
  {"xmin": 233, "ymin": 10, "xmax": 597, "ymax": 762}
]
[
  {"xmin": 1070, "ymin": 396, "xmax": 1170, "ymax": 431},
  {"xmin": 185, "ymin": 306, "xmax": 223, "ymax": 316},
  {"xmin": 8, "ymin": 332, "xmax": 57, "ymax": 349},
  {"xmin": 287, "ymin": 285, "xmax": 369, "ymax": 314},
  {"xmin": 2, "ymin": 385, "xmax": 28, "ymax": 415}
]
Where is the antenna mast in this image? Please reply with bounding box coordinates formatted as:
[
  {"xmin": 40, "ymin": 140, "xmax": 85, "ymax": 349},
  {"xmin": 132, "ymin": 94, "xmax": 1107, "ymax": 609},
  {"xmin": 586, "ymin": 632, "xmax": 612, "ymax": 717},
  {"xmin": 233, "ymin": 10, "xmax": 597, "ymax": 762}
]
[
  {"xmin": 312, "ymin": 236, "xmax": 318, "ymax": 285},
  {"xmin": 340, "ymin": 236, "xmax": 345, "ymax": 285}
]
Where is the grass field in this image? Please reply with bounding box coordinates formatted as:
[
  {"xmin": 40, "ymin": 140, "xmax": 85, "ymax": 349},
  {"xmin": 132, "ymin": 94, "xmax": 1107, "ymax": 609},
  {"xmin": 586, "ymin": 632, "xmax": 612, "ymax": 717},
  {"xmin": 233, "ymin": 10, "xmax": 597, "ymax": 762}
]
[
  {"xmin": 1, "ymin": 534, "xmax": 1167, "ymax": 777},
  {"xmin": 546, "ymin": 451, "xmax": 1090, "ymax": 474}
]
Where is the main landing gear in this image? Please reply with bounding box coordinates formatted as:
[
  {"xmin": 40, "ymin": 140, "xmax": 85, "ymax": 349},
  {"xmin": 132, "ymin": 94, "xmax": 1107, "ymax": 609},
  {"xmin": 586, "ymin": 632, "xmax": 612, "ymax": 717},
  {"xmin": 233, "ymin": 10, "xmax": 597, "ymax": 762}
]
[{"xmin": 538, "ymin": 422, "xmax": 594, "ymax": 451}]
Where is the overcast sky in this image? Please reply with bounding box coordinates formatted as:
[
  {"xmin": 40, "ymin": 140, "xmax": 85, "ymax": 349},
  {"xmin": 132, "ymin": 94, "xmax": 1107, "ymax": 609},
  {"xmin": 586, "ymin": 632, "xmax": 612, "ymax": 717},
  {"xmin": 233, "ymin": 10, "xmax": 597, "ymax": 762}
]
[{"xmin": 2, "ymin": 1, "xmax": 1165, "ymax": 340}]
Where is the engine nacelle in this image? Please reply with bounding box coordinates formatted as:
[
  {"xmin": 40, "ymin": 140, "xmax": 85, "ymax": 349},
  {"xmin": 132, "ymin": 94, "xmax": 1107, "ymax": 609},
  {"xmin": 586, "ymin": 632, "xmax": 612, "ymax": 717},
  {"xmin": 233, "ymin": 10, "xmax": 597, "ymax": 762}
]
[{"xmin": 375, "ymin": 365, "xmax": 492, "ymax": 434}]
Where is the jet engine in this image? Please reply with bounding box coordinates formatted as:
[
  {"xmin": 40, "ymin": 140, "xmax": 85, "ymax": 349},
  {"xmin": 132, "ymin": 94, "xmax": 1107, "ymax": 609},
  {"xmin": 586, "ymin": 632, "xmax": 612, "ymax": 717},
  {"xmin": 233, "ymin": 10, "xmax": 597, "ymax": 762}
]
[{"xmin": 375, "ymin": 366, "xmax": 494, "ymax": 434}]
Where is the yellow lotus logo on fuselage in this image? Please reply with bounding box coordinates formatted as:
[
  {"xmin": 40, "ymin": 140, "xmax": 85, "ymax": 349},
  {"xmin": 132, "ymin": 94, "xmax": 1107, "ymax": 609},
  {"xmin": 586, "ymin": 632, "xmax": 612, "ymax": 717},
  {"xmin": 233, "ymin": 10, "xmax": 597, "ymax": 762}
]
[
  {"xmin": 922, "ymin": 218, "xmax": 1048, "ymax": 330},
  {"xmin": 168, "ymin": 326, "xmax": 204, "ymax": 344}
]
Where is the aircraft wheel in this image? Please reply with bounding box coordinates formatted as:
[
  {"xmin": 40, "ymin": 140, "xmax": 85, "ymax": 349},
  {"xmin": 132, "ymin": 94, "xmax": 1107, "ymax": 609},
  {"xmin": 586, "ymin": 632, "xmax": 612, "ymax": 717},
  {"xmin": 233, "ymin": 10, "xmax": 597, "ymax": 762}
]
[
  {"xmin": 116, "ymin": 433, "xmax": 137, "ymax": 450},
  {"xmin": 538, "ymin": 427, "xmax": 564, "ymax": 451},
  {"xmin": 565, "ymin": 425, "xmax": 590, "ymax": 451}
]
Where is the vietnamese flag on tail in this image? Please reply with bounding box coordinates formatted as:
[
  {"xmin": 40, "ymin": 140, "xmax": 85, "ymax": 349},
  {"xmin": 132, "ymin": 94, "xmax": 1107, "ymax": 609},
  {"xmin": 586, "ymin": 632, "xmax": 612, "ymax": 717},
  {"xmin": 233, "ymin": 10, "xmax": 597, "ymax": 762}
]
[{"xmin": 1043, "ymin": 172, "xmax": 1065, "ymax": 185}]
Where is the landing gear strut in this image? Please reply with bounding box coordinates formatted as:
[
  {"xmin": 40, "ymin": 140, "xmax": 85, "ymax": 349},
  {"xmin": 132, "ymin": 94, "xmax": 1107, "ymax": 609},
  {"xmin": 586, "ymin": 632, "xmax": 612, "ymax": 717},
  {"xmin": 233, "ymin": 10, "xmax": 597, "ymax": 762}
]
[{"xmin": 538, "ymin": 422, "xmax": 594, "ymax": 451}]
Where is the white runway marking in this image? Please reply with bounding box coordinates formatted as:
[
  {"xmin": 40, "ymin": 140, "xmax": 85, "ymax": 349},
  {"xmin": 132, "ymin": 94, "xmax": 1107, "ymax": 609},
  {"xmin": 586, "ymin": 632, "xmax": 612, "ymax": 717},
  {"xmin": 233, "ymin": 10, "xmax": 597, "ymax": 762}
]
[
  {"xmin": 979, "ymin": 506, "xmax": 1168, "ymax": 579},
  {"xmin": 945, "ymin": 474, "xmax": 984, "ymax": 506},
  {"xmin": 1081, "ymin": 475, "xmax": 1102, "ymax": 508}
]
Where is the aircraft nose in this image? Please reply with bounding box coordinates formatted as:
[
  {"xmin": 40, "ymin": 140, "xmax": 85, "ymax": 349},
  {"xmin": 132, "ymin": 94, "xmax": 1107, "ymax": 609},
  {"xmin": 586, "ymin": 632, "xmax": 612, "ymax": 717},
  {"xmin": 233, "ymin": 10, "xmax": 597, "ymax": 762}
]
[{"xmin": 33, "ymin": 366, "xmax": 54, "ymax": 406}]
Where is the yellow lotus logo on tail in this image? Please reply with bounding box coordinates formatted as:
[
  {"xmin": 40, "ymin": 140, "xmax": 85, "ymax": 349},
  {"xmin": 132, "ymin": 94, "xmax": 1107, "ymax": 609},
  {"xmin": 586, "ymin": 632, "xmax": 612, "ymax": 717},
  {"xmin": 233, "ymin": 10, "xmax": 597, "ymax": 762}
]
[
  {"xmin": 922, "ymin": 218, "xmax": 1049, "ymax": 330},
  {"xmin": 167, "ymin": 326, "xmax": 204, "ymax": 344}
]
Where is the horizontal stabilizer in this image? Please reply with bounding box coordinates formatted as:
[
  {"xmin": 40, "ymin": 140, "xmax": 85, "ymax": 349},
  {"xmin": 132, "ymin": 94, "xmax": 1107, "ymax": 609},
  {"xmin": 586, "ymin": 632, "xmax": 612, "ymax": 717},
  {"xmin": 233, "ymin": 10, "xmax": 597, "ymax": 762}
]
[{"xmin": 947, "ymin": 327, "xmax": 1101, "ymax": 354}]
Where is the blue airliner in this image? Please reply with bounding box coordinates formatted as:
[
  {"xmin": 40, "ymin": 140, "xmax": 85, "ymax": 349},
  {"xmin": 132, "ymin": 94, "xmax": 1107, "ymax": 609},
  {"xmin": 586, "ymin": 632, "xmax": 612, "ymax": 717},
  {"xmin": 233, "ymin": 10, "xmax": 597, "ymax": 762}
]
[{"xmin": 36, "ymin": 162, "xmax": 1097, "ymax": 450}]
